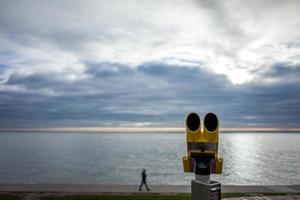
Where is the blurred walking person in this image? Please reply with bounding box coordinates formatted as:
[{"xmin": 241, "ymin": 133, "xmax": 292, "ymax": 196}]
[{"xmin": 139, "ymin": 169, "xmax": 150, "ymax": 191}]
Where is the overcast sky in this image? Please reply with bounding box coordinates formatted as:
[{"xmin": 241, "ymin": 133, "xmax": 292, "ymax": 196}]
[{"xmin": 0, "ymin": 0, "xmax": 300, "ymax": 129}]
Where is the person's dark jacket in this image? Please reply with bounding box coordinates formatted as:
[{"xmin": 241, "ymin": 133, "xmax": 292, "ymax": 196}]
[{"xmin": 142, "ymin": 171, "xmax": 146, "ymax": 182}]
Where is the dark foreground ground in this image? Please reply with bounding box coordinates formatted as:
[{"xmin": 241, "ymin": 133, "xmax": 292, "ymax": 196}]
[{"xmin": 0, "ymin": 185, "xmax": 299, "ymax": 200}]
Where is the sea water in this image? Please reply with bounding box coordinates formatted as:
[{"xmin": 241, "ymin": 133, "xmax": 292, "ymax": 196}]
[{"xmin": 0, "ymin": 132, "xmax": 299, "ymax": 185}]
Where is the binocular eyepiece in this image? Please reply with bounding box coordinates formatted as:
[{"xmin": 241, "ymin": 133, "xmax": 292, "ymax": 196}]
[{"xmin": 183, "ymin": 112, "xmax": 223, "ymax": 175}]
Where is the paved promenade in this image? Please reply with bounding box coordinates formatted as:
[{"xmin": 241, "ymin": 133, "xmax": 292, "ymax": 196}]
[
  {"xmin": 227, "ymin": 195, "xmax": 300, "ymax": 199},
  {"xmin": 0, "ymin": 184, "xmax": 300, "ymax": 194},
  {"xmin": 1, "ymin": 184, "xmax": 300, "ymax": 200},
  {"xmin": 1, "ymin": 184, "xmax": 299, "ymax": 194}
]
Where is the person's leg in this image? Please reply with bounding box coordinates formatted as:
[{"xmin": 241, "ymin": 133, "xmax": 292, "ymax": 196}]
[
  {"xmin": 144, "ymin": 181, "xmax": 150, "ymax": 191},
  {"xmin": 139, "ymin": 181, "xmax": 143, "ymax": 191}
]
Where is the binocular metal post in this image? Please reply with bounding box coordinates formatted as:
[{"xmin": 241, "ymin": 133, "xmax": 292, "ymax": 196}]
[{"xmin": 191, "ymin": 159, "xmax": 221, "ymax": 200}]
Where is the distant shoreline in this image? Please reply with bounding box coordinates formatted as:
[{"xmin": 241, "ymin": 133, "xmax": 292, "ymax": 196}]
[{"xmin": 0, "ymin": 127, "xmax": 300, "ymax": 133}]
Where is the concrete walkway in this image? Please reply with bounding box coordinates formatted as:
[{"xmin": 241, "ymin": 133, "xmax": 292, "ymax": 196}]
[
  {"xmin": 0, "ymin": 184, "xmax": 299, "ymax": 194},
  {"xmin": 227, "ymin": 195, "xmax": 300, "ymax": 199}
]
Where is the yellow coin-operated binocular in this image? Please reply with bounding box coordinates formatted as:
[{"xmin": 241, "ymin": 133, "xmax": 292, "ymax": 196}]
[{"xmin": 183, "ymin": 112, "xmax": 223, "ymax": 175}]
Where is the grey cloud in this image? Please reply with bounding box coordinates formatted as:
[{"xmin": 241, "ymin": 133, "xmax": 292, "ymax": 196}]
[
  {"xmin": 266, "ymin": 63, "xmax": 300, "ymax": 77},
  {"xmin": 6, "ymin": 73, "xmax": 62, "ymax": 89},
  {"xmin": 85, "ymin": 62, "xmax": 131, "ymax": 77},
  {"xmin": 1, "ymin": 62, "xmax": 300, "ymax": 128}
]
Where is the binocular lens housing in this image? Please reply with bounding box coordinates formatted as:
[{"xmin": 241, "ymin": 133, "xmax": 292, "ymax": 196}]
[
  {"xmin": 186, "ymin": 112, "xmax": 201, "ymax": 132},
  {"xmin": 183, "ymin": 112, "xmax": 223, "ymax": 174},
  {"xmin": 204, "ymin": 113, "xmax": 218, "ymax": 133}
]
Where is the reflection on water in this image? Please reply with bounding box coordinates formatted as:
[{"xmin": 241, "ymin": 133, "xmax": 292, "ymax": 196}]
[
  {"xmin": 216, "ymin": 133, "xmax": 300, "ymax": 185},
  {"xmin": 0, "ymin": 132, "xmax": 299, "ymax": 185}
]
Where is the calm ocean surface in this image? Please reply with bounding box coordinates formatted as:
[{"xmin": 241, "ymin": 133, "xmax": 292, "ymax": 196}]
[{"xmin": 0, "ymin": 132, "xmax": 299, "ymax": 185}]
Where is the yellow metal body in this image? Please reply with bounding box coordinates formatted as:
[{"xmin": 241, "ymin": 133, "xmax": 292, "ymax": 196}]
[{"xmin": 182, "ymin": 112, "xmax": 223, "ymax": 174}]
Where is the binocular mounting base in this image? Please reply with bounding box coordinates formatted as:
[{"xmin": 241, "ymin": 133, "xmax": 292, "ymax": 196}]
[
  {"xmin": 191, "ymin": 159, "xmax": 221, "ymax": 200},
  {"xmin": 191, "ymin": 179, "xmax": 221, "ymax": 200}
]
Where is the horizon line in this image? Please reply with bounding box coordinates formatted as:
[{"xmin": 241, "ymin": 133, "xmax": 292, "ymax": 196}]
[{"xmin": 0, "ymin": 127, "xmax": 300, "ymax": 133}]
